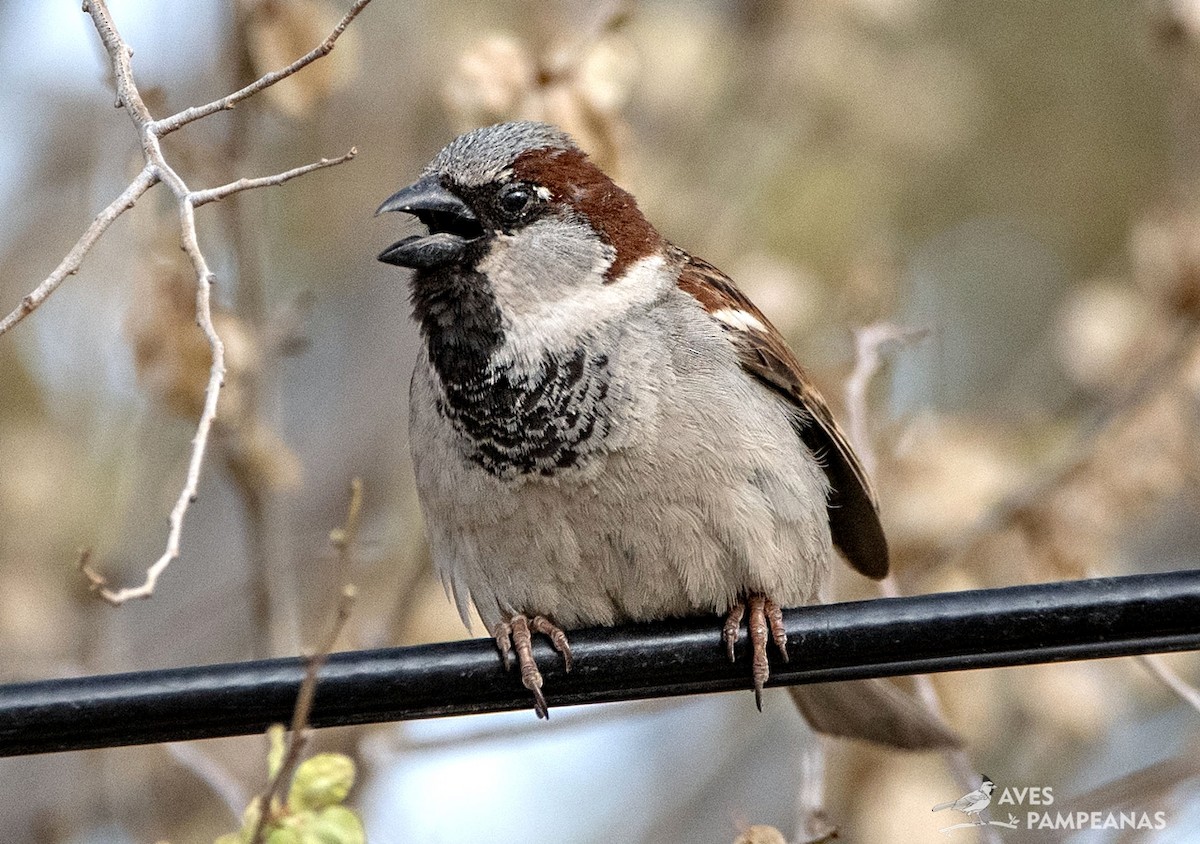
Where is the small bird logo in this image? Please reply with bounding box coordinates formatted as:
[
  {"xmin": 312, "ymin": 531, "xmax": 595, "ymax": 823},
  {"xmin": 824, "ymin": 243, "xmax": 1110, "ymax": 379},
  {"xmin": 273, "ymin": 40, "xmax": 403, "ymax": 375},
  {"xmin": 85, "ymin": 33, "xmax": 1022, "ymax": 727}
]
[{"xmin": 932, "ymin": 777, "xmax": 996, "ymax": 824}]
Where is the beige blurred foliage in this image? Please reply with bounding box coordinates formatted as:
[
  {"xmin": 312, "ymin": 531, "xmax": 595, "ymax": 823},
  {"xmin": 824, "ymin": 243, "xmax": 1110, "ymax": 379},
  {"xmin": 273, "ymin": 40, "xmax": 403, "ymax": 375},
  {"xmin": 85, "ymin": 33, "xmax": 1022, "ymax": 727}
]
[
  {"xmin": 884, "ymin": 415, "xmax": 1028, "ymax": 563},
  {"xmin": 1055, "ymin": 281, "xmax": 1161, "ymax": 392},
  {"xmin": 782, "ymin": 9, "xmax": 978, "ymax": 158},
  {"xmin": 943, "ymin": 313, "xmax": 1200, "ymax": 585},
  {"xmin": 444, "ymin": 22, "xmax": 638, "ymax": 175},
  {"xmin": 126, "ymin": 234, "xmax": 302, "ymax": 493},
  {"xmin": 1003, "ymin": 371, "xmax": 1198, "ymax": 580},
  {"xmin": 241, "ymin": 0, "xmax": 360, "ymax": 118},
  {"xmin": 1132, "ymin": 203, "xmax": 1200, "ymax": 320},
  {"xmin": 732, "ymin": 824, "xmax": 789, "ymax": 844}
]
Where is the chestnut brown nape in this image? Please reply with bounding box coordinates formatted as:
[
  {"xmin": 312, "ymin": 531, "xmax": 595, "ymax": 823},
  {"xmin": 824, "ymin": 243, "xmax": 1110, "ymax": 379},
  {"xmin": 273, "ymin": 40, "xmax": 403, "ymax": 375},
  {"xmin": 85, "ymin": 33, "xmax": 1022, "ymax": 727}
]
[{"xmin": 511, "ymin": 147, "xmax": 662, "ymax": 283}]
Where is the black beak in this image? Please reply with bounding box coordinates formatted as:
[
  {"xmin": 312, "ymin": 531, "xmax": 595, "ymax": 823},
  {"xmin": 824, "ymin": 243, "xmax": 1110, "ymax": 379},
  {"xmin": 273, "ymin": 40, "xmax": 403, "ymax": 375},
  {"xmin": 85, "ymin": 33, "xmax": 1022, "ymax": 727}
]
[{"xmin": 376, "ymin": 176, "xmax": 482, "ymax": 270}]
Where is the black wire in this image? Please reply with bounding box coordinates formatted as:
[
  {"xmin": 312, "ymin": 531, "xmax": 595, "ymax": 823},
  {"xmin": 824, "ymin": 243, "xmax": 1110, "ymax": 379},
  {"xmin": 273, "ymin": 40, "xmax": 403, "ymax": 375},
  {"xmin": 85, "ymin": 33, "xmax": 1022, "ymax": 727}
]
[{"xmin": 1, "ymin": 569, "xmax": 1198, "ymax": 757}]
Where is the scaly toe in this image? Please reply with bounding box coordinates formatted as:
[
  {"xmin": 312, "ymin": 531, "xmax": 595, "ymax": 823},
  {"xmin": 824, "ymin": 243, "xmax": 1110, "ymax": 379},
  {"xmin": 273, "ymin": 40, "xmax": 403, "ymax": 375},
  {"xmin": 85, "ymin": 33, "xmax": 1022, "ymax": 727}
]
[
  {"xmin": 765, "ymin": 598, "xmax": 789, "ymax": 663},
  {"xmin": 723, "ymin": 602, "xmax": 745, "ymax": 662},
  {"xmin": 531, "ymin": 615, "xmax": 573, "ymax": 672},
  {"xmin": 493, "ymin": 612, "xmax": 571, "ymax": 719},
  {"xmin": 492, "ymin": 621, "xmax": 514, "ymax": 671},
  {"xmin": 748, "ymin": 595, "xmax": 771, "ymax": 693}
]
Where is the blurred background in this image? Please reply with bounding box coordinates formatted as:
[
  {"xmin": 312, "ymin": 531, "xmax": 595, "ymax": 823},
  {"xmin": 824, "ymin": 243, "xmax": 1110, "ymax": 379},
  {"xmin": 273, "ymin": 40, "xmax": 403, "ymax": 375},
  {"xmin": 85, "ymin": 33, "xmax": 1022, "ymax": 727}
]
[{"xmin": 1, "ymin": 0, "xmax": 1199, "ymax": 841}]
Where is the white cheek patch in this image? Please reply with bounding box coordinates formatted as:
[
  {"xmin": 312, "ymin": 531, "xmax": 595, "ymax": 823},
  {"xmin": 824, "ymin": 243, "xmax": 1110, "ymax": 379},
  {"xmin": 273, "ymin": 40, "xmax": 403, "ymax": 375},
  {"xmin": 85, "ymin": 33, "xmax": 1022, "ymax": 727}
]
[
  {"xmin": 491, "ymin": 254, "xmax": 671, "ymax": 366},
  {"xmin": 712, "ymin": 307, "xmax": 768, "ymax": 333},
  {"xmin": 535, "ymin": 186, "xmax": 552, "ymax": 201}
]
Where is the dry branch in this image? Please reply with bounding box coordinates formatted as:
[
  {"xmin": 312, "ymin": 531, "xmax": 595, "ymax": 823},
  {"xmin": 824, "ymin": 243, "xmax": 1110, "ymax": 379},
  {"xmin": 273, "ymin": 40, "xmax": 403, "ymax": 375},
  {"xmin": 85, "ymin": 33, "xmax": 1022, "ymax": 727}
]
[
  {"xmin": 843, "ymin": 322, "xmax": 928, "ymax": 478},
  {"xmin": 0, "ymin": 167, "xmax": 157, "ymax": 337},
  {"xmin": 843, "ymin": 321, "xmax": 1002, "ymax": 844},
  {"xmin": 0, "ymin": 0, "xmax": 374, "ymax": 603},
  {"xmin": 153, "ymin": 0, "xmax": 374, "ymax": 136},
  {"xmin": 247, "ymin": 485, "xmax": 361, "ymax": 844},
  {"xmin": 191, "ymin": 149, "xmax": 358, "ymax": 208}
]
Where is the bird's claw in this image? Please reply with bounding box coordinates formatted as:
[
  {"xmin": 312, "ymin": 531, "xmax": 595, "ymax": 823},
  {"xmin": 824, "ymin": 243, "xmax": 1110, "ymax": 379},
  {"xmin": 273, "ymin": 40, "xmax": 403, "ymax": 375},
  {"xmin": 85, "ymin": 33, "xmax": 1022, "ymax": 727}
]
[
  {"xmin": 492, "ymin": 613, "xmax": 572, "ymax": 719},
  {"xmin": 723, "ymin": 594, "xmax": 789, "ymax": 709}
]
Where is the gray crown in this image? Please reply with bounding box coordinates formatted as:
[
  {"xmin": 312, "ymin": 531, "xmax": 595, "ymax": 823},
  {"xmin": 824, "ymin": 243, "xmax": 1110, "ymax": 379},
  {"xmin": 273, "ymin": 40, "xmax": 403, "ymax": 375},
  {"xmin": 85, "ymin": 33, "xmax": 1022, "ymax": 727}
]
[{"xmin": 424, "ymin": 121, "xmax": 577, "ymax": 187}]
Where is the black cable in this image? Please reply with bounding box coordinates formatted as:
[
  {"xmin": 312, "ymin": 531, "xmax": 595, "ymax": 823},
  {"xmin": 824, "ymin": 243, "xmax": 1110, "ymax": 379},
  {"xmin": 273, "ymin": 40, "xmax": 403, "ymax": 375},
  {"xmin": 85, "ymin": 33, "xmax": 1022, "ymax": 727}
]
[{"xmin": 1, "ymin": 570, "xmax": 1197, "ymax": 757}]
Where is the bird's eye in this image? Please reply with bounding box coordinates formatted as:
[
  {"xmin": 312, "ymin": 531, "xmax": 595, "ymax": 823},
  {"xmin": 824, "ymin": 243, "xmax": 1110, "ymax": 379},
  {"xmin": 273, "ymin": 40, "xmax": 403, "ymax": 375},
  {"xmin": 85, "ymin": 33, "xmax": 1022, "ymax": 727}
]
[{"xmin": 497, "ymin": 185, "xmax": 533, "ymax": 219}]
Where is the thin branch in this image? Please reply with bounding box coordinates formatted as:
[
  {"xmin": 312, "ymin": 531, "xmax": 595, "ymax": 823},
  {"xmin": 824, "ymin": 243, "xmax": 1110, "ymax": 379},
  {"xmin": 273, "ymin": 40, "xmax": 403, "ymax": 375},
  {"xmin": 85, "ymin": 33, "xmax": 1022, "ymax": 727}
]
[
  {"xmin": 64, "ymin": 0, "xmax": 361, "ymax": 603},
  {"xmin": 153, "ymin": 0, "xmax": 375, "ymax": 136},
  {"xmin": 843, "ymin": 322, "xmax": 928, "ymax": 478},
  {"xmin": 98, "ymin": 195, "xmax": 227, "ymax": 605},
  {"xmin": 191, "ymin": 149, "xmax": 358, "ymax": 207},
  {"xmin": 247, "ymin": 482, "xmax": 362, "ymax": 844},
  {"xmin": 843, "ymin": 321, "xmax": 1000, "ymax": 844},
  {"xmin": 77, "ymin": 548, "xmax": 106, "ymax": 593},
  {"xmin": 330, "ymin": 477, "xmax": 364, "ymax": 589},
  {"xmin": 164, "ymin": 741, "xmax": 248, "ymax": 823},
  {"xmin": 938, "ymin": 818, "xmax": 1019, "ymax": 835},
  {"xmin": 1135, "ymin": 653, "xmax": 1200, "ymax": 714},
  {"xmin": 247, "ymin": 577, "xmax": 357, "ymax": 844},
  {"xmin": 0, "ymin": 167, "xmax": 157, "ymax": 338},
  {"xmin": 82, "ymin": 1, "xmax": 156, "ymax": 129}
]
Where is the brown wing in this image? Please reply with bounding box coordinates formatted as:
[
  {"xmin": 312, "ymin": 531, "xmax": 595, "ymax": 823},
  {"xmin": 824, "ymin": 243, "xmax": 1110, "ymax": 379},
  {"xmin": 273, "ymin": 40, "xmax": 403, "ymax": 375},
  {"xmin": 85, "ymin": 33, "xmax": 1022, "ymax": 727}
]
[{"xmin": 675, "ymin": 248, "xmax": 889, "ymax": 579}]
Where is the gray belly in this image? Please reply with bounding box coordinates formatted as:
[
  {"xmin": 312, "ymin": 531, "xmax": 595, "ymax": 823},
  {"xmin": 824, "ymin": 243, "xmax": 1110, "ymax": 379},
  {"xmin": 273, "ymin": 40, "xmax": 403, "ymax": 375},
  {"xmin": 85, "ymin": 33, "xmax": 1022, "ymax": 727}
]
[{"xmin": 410, "ymin": 339, "xmax": 833, "ymax": 631}]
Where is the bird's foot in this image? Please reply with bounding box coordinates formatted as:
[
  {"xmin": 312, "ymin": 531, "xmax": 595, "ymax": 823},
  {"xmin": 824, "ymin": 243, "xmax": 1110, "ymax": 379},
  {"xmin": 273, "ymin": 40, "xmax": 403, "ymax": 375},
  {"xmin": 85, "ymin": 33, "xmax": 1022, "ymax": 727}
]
[
  {"xmin": 493, "ymin": 614, "xmax": 573, "ymax": 719},
  {"xmin": 723, "ymin": 594, "xmax": 788, "ymax": 710}
]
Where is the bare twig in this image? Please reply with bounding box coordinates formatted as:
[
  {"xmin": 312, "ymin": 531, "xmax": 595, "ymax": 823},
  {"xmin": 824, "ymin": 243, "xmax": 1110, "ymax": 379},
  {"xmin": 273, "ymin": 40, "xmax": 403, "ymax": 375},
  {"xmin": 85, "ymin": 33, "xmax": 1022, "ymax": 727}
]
[
  {"xmin": 153, "ymin": 0, "xmax": 374, "ymax": 136},
  {"xmin": 247, "ymin": 482, "xmax": 362, "ymax": 844},
  {"xmin": 191, "ymin": 149, "xmax": 358, "ymax": 207},
  {"xmin": 164, "ymin": 741, "xmax": 248, "ymax": 823},
  {"xmin": 30, "ymin": 0, "xmax": 364, "ymax": 603},
  {"xmin": 843, "ymin": 321, "xmax": 1001, "ymax": 844},
  {"xmin": 247, "ymin": 583, "xmax": 356, "ymax": 844},
  {"xmin": 0, "ymin": 167, "xmax": 157, "ymax": 337},
  {"xmin": 938, "ymin": 817, "xmax": 1019, "ymax": 835},
  {"xmin": 76, "ymin": 548, "xmax": 103, "ymax": 593},
  {"xmin": 1136, "ymin": 654, "xmax": 1200, "ymax": 714},
  {"xmin": 330, "ymin": 477, "xmax": 364, "ymax": 589},
  {"xmin": 247, "ymin": 483, "xmax": 363, "ymax": 844},
  {"xmin": 844, "ymin": 322, "xmax": 928, "ymax": 478},
  {"xmin": 792, "ymin": 739, "xmax": 836, "ymax": 843}
]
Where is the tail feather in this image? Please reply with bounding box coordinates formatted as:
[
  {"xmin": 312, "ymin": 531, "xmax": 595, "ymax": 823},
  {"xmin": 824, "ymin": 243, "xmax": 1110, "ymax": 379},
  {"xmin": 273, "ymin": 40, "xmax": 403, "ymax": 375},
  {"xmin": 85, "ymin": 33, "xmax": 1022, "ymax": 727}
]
[
  {"xmin": 931, "ymin": 801, "xmax": 955, "ymax": 812},
  {"xmin": 788, "ymin": 678, "xmax": 961, "ymax": 751}
]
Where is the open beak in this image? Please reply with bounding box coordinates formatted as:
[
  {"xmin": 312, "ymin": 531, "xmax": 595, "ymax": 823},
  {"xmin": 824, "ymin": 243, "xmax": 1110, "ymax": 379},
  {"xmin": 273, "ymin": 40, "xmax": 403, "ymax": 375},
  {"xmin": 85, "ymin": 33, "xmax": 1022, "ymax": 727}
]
[{"xmin": 376, "ymin": 176, "xmax": 481, "ymax": 270}]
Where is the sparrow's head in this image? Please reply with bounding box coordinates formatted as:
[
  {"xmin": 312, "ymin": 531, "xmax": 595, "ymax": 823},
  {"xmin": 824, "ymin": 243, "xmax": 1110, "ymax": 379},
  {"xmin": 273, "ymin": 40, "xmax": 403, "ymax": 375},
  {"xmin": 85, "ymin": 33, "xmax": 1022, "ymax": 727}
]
[
  {"xmin": 980, "ymin": 777, "xmax": 996, "ymax": 793},
  {"xmin": 377, "ymin": 121, "xmax": 663, "ymax": 289}
]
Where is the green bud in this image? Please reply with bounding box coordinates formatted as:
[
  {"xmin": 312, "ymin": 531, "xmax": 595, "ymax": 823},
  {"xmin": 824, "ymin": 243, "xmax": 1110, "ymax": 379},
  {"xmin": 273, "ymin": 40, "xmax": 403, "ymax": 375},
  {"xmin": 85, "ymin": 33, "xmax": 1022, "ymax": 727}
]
[
  {"xmin": 266, "ymin": 827, "xmax": 304, "ymax": 844},
  {"xmin": 298, "ymin": 805, "xmax": 366, "ymax": 844},
  {"xmin": 266, "ymin": 725, "xmax": 288, "ymax": 779},
  {"xmin": 289, "ymin": 753, "xmax": 355, "ymax": 810}
]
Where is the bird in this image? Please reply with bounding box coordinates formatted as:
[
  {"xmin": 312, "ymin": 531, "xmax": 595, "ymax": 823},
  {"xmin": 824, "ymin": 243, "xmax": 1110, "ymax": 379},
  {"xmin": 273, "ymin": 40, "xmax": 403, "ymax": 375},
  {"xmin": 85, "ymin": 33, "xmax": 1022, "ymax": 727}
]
[
  {"xmin": 376, "ymin": 120, "xmax": 958, "ymax": 749},
  {"xmin": 932, "ymin": 777, "xmax": 996, "ymax": 823}
]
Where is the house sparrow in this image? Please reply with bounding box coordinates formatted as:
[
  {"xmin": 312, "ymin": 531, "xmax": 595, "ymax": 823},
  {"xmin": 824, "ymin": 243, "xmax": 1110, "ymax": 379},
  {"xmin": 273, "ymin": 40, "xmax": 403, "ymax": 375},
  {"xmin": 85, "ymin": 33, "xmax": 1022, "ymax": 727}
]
[{"xmin": 377, "ymin": 121, "xmax": 958, "ymax": 749}]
